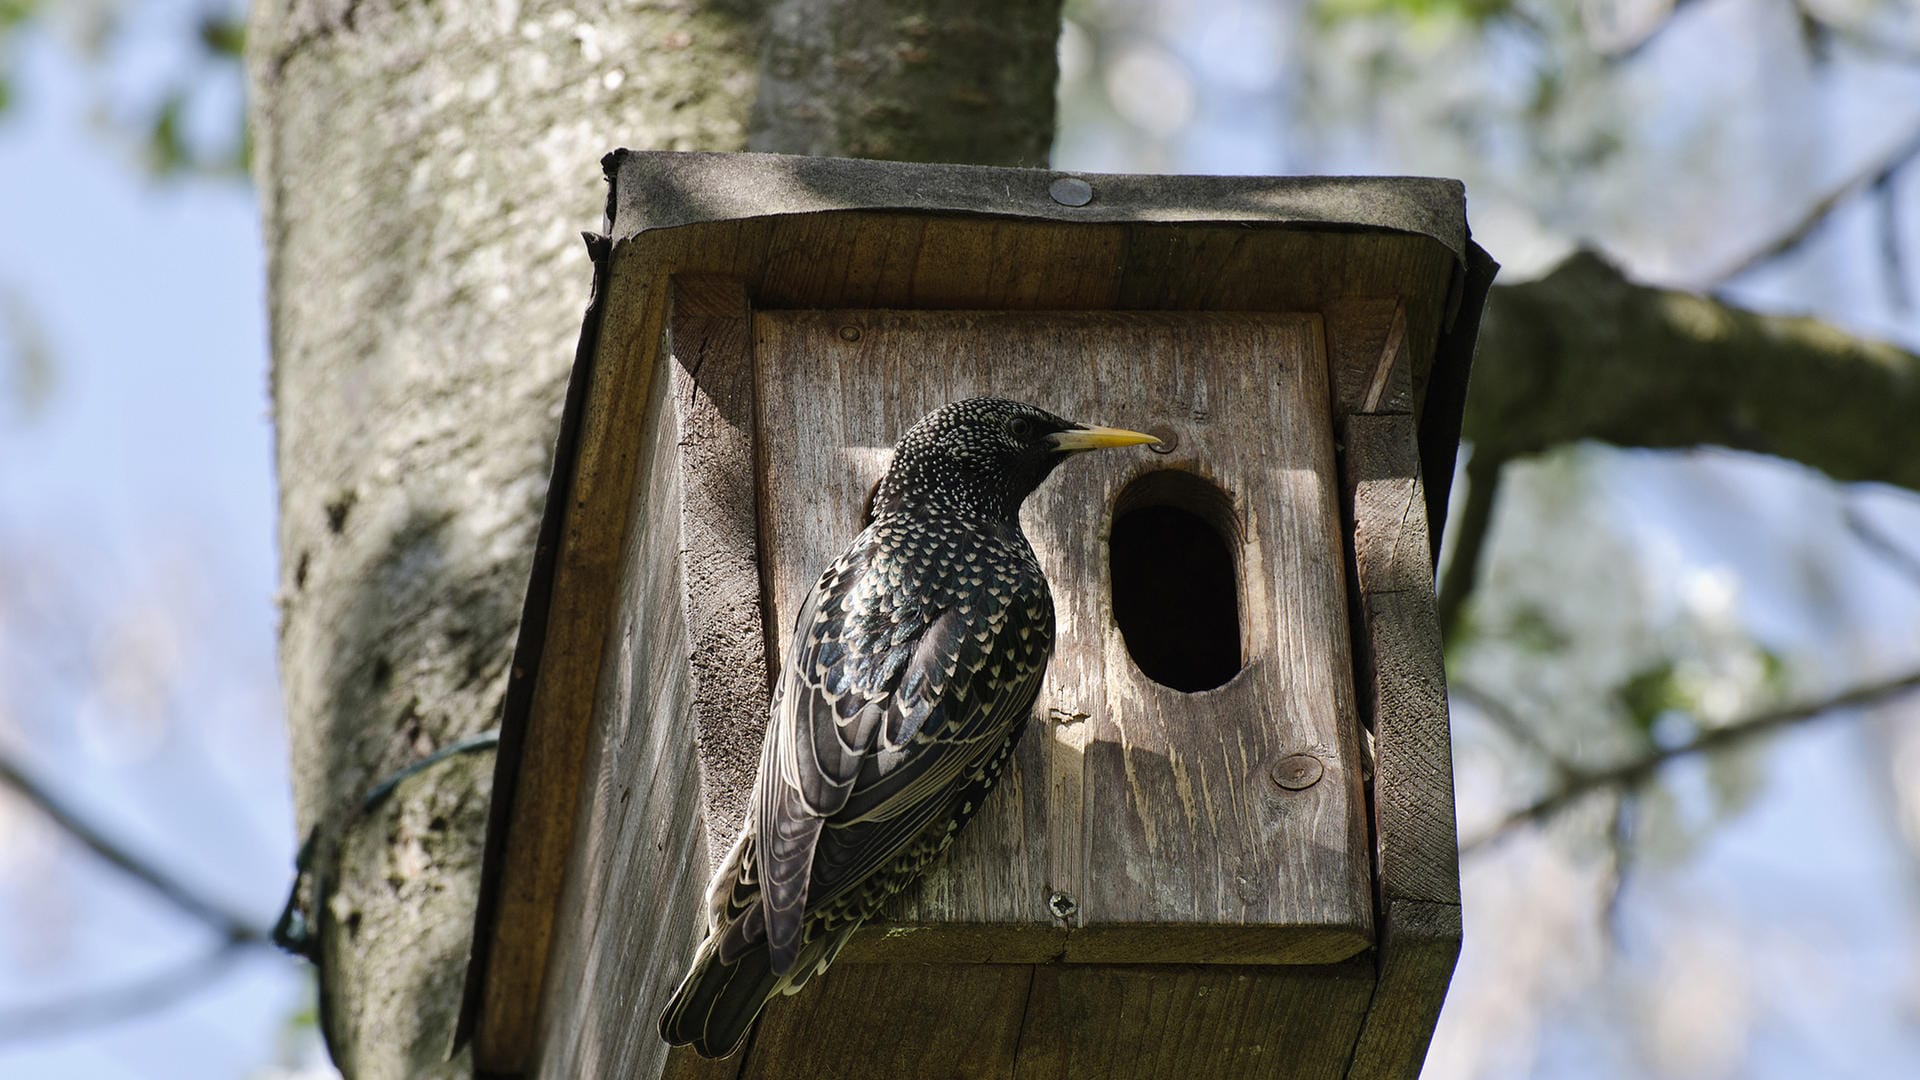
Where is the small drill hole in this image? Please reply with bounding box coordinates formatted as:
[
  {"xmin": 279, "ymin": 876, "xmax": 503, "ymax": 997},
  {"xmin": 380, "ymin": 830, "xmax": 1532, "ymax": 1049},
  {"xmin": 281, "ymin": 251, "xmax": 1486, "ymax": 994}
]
[{"xmin": 1110, "ymin": 472, "xmax": 1243, "ymax": 692}]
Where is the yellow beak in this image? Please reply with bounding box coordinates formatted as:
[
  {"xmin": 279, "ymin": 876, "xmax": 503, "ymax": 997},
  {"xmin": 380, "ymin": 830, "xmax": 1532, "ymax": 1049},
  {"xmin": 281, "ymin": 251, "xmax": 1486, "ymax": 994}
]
[{"xmin": 1048, "ymin": 425, "xmax": 1162, "ymax": 452}]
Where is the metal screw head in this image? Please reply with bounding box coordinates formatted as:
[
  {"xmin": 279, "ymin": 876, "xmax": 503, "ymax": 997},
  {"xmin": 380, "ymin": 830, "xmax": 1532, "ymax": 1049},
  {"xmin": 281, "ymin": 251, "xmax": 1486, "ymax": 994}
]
[
  {"xmin": 1270, "ymin": 753, "xmax": 1324, "ymax": 791},
  {"xmin": 838, "ymin": 324, "xmax": 862, "ymax": 342},
  {"xmin": 1049, "ymin": 177, "xmax": 1093, "ymax": 207},
  {"xmin": 1047, "ymin": 891, "xmax": 1078, "ymax": 919}
]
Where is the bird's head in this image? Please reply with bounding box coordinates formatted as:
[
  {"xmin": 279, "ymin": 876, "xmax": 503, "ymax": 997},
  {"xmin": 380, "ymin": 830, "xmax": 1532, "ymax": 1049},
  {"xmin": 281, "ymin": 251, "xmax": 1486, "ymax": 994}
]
[{"xmin": 872, "ymin": 397, "xmax": 1160, "ymax": 523}]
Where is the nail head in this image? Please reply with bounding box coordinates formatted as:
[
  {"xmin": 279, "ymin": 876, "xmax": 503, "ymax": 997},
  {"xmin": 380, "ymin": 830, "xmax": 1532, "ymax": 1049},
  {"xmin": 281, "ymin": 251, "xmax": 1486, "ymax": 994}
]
[
  {"xmin": 1049, "ymin": 177, "xmax": 1093, "ymax": 207},
  {"xmin": 1270, "ymin": 753, "xmax": 1323, "ymax": 791}
]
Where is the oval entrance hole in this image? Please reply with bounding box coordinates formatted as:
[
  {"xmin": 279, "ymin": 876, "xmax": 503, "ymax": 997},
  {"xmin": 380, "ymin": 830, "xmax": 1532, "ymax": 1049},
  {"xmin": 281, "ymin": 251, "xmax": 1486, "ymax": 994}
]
[{"xmin": 1109, "ymin": 471, "xmax": 1244, "ymax": 692}]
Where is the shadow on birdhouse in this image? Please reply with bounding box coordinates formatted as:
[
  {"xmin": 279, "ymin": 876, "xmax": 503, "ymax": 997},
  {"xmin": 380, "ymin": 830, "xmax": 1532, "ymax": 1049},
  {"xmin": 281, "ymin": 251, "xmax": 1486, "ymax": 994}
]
[{"xmin": 459, "ymin": 151, "xmax": 1496, "ymax": 1080}]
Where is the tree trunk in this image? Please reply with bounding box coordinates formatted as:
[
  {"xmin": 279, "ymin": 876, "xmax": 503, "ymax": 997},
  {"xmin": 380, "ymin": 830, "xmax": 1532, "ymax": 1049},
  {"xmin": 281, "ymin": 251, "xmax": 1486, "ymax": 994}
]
[{"xmin": 247, "ymin": 1, "xmax": 1059, "ymax": 1075}]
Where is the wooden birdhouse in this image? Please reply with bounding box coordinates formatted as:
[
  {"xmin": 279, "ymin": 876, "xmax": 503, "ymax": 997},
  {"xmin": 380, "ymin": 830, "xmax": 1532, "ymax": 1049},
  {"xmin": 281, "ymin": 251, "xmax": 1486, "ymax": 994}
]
[{"xmin": 461, "ymin": 151, "xmax": 1495, "ymax": 1080}]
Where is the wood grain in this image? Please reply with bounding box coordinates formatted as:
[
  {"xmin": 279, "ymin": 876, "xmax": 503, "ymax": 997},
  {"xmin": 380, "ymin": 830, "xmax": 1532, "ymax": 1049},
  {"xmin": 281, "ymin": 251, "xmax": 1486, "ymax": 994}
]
[
  {"xmin": 741, "ymin": 964, "xmax": 1034, "ymax": 1080},
  {"xmin": 530, "ymin": 336, "xmax": 733, "ymax": 1080},
  {"xmin": 752, "ymin": 310, "xmax": 1373, "ymax": 962},
  {"xmin": 665, "ymin": 277, "xmax": 774, "ymax": 853},
  {"xmin": 1015, "ymin": 961, "xmax": 1375, "ymax": 1080},
  {"xmin": 1345, "ymin": 899, "xmax": 1462, "ymax": 1079},
  {"xmin": 1326, "ymin": 298, "xmax": 1413, "ymax": 418},
  {"xmin": 1325, "ymin": 312, "xmax": 1463, "ymax": 1079},
  {"xmin": 1342, "ymin": 414, "xmax": 1458, "ymax": 908},
  {"xmin": 474, "ymin": 254, "xmax": 672, "ymax": 1070}
]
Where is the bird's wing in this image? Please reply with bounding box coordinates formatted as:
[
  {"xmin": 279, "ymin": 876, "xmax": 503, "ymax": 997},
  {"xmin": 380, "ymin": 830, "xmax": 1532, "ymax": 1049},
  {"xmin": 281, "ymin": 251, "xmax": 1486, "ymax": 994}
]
[
  {"xmin": 802, "ymin": 634, "xmax": 1052, "ymax": 922},
  {"xmin": 745, "ymin": 533, "xmax": 923, "ymax": 974},
  {"xmin": 742, "ymin": 530, "xmax": 1052, "ymax": 976}
]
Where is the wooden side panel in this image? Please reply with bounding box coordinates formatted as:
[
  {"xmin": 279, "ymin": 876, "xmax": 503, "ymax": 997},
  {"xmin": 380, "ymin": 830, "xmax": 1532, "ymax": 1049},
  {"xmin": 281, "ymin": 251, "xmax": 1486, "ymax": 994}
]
[
  {"xmin": 1015, "ymin": 962, "xmax": 1375, "ymax": 1080},
  {"xmin": 1346, "ymin": 899, "xmax": 1462, "ymax": 1079},
  {"xmin": 741, "ymin": 964, "xmax": 1034, "ymax": 1080},
  {"xmin": 531, "ymin": 339, "xmax": 734, "ymax": 1080},
  {"xmin": 477, "ymin": 252, "xmax": 675, "ymax": 1068},
  {"xmin": 1327, "ymin": 309, "xmax": 1462, "ymax": 1079},
  {"xmin": 666, "ymin": 277, "xmax": 774, "ymax": 853},
  {"xmin": 751, "ymin": 310, "xmax": 1372, "ymax": 963}
]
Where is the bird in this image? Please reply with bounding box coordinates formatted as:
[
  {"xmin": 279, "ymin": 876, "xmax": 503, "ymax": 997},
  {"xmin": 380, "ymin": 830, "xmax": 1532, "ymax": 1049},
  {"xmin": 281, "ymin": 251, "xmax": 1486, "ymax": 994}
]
[{"xmin": 658, "ymin": 396, "xmax": 1159, "ymax": 1059}]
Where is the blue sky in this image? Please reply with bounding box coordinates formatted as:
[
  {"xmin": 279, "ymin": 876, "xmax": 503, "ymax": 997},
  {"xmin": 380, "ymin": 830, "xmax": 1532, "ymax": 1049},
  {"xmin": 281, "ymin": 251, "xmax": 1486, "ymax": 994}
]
[{"xmin": 0, "ymin": 5, "xmax": 316, "ymax": 1077}]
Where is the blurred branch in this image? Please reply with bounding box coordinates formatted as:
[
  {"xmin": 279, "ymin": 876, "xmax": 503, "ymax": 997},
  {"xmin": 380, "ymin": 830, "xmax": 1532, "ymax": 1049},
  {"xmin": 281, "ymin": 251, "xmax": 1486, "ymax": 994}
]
[
  {"xmin": 1469, "ymin": 252, "xmax": 1920, "ymax": 493},
  {"xmin": 1701, "ymin": 119, "xmax": 1920, "ymax": 288},
  {"xmin": 1601, "ymin": 791, "xmax": 1634, "ymax": 943},
  {"xmin": 0, "ymin": 753, "xmax": 269, "ymax": 945},
  {"xmin": 1463, "ymin": 667, "xmax": 1920, "ymax": 853},
  {"xmin": 1845, "ymin": 502, "xmax": 1920, "ymax": 587},
  {"xmin": 1451, "ymin": 678, "xmax": 1577, "ymax": 778},
  {"xmin": 1875, "ymin": 172, "xmax": 1910, "ymax": 312},
  {"xmin": 0, "ymin": 939, "xmax": 250, "ymax": 1045},
  {"xmin": 1436, "ymin": 451, "xmax": 1505, "ymax": 641},
  {"xmin": 1602, "ymin": 0, "xmax": 1709, "ymax": 63}
]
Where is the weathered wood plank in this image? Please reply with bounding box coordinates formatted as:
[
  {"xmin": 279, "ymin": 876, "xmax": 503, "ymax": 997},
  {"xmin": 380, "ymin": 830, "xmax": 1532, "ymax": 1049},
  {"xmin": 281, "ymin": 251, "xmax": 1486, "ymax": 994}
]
[
  {"xmin": 1343, "ymin": 414, "xmax": 1457, "ymax": 906},
  {"xmin": 666, "ymin": 277, "xmax": 772, "ymax": 851},
  {"xmin": 740, "ymin": 963, "xmax": 1033, "ymax": 1080},
  {"xmin": 1329, "ymin": 401, "xmax": 1461, "ymax": 1078},
  {"xmin": 531, "ymin": 340, "xmax": 734, "ymax": 1080},
  {"xmin": 1326, "ymin": 299, "xmax": 1413, "ymax": 417},
  {"xmin": 1015, "ymin": 961, "xmax": 1376, "ymax": 1080},
  {"xmin": 752, "ymin": 310, "xmax": 1373, "ymax": 963},
  {"xmin": 475, "ymin": 250, "xmax": 675, "ymax": 1070},
  {"xmin": 1345, "ymin": 899, "xmax": 1462, "ymax": 1080}
]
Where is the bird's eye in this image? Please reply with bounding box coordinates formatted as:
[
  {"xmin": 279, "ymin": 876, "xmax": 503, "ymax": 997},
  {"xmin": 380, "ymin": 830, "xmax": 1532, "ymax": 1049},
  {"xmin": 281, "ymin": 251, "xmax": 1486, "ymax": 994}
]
[{"xmin": 1006, "ymin": 416, "xmax": 1034, "ymax": 439}]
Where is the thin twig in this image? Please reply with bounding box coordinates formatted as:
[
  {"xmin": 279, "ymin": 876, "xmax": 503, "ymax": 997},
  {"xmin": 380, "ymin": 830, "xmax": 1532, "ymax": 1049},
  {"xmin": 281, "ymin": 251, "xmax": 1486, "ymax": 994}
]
[
  {"xmin": 0, "ymin": 939, "xmax": 252, "ymax": 1044},
  {"xmin": 1704, "ymin": 120, "xmax": 1920, "ymax": 288},
  {"xmin": 0, "ymin": 754, "xmax": 269, "ymax": 944},
  {"xmin": 1436, "ymin": 451, "xmax": 1506, "ymax": 642},
  {"xmin": 1462, "ymin": 667, "xmax": 1920, "ymax": 853},
  {"xmin": 1875, "ymin": 172, "xmax": 1910, "ymax": 313},
  {"xmin": 1451, "ymin": 678, "xmax": 1579, "ymax": 778},
  {"xmin": 1844, "ymin": 503, "xmax": 1920, "ymax": 589}
]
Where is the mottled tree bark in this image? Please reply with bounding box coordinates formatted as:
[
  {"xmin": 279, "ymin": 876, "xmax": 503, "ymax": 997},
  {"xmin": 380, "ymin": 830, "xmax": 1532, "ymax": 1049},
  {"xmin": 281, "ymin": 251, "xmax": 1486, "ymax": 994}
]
[
  {"xmin": 247, "ymin": 2, "xmax": 761, "ymax": 1075},
  {"xmin": 750, "ymin": 0, "xmax": 1065, "ymax": 164},
  {"xmin": 248, "ymin": 1, "xmax": 1067, "ymax": 1076}
]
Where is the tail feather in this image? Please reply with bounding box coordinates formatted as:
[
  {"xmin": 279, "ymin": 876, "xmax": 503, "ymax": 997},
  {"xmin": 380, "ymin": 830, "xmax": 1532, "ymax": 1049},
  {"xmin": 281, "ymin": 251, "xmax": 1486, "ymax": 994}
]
[{"xmin": 658, "ymin": 936, "xmax": 781, "ymax": 1060}]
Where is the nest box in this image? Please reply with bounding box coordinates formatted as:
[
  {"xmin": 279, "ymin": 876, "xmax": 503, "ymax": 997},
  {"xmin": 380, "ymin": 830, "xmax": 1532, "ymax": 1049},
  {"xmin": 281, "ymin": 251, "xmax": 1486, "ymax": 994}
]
[{"xmin": 462, "ymin": 151, "xmax": 1495, "ymax": 1080}]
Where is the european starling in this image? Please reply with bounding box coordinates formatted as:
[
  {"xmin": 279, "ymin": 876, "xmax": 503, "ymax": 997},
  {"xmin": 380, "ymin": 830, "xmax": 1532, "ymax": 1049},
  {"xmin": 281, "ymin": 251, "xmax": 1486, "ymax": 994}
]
[{"xmin": 659, "ymin": 397, "xmax": 1158, "ymax": 1058}]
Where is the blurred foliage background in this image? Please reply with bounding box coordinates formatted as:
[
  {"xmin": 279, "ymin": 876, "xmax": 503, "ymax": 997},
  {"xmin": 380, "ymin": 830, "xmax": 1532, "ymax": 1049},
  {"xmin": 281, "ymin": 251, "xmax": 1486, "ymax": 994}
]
[{"xmin": 5, "ymin": 0, "xmax": 1920, "ymax": 1077}]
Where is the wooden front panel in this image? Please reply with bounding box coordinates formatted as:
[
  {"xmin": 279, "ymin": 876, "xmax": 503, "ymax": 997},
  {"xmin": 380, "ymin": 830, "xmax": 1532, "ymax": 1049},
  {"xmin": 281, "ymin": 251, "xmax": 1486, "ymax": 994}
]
[{"xmin": 752, "ymin": 310, "xmax": 1372, "ymax": 961}]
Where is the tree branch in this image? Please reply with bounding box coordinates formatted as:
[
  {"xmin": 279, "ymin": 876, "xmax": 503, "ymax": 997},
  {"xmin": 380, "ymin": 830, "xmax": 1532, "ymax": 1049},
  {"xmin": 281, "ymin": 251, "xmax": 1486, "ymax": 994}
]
[
  {"xmin": 0, "ymin": 940, "xmax": 251, "ymax": 1045},
  {"xmin": 1469, "ymin": 251, "xmax": 1920, "ymax": 493},
  {"xmin": 1436, "ymin": 451, "xmax": 1505, "ymax": 642},
  {"xmin": 0, "ymin": 753, "xmax": 269, "ymax": 945},
  {"xmin": 1450, "ymin": 678, "xmax": 1578, "ymax": 778},
  {"xmin": 1462, "ymin": 667, "xmax": 1920, "ymax": 853},
  {"xmin": 1845, "ymin": 502, "xmax": 1920, "ymax": 588},
  {"xmin": 1701, "ymin": 119, "xmax": 1920, "ymax": 288}
]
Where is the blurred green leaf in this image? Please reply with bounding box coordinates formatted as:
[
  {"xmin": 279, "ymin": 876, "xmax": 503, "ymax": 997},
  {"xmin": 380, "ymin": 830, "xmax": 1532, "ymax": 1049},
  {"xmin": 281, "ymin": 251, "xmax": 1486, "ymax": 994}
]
[
  {"xmin": 0, "ymin": 0, "xmax": 37, "ymax": 32},
  {"xmin": 145, "ymin": 90, "xmax": 188, "ymax": 174},
  {"xmin": 198, "ymin": 15, "xmax": 243, "ymax": 58},
  {"xmin": 2, "ymin": 283, "xmax": 56, "ymax": 423},
  {"xmin": 1318, "ymin": 0, "xmax": 1514, "ymax": 25},
  {"xmin": 1616, "ymin": 660, "xmax": 1685, "ymax": 735},
  {"xmin": 1505, "ymin": 602, "xmax": 1572, "ymax": 654}
]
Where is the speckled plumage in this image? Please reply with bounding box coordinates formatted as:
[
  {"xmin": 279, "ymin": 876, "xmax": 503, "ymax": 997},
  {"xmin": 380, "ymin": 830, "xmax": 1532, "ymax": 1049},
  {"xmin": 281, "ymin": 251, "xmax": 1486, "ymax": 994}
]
[{"xmin": 659, "ymin": 398, "xmax": 1156, "ymax": 1059}]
